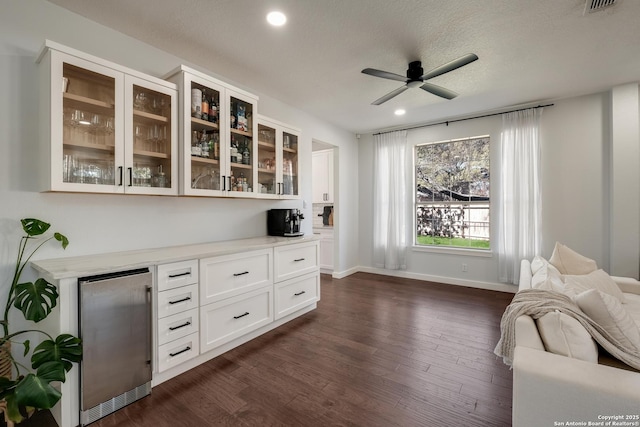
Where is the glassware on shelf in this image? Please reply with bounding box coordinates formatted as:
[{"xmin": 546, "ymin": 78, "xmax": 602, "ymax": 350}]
[{"xmin": 134, "ymin": 92, "xmax": 148, "ymax": 111}]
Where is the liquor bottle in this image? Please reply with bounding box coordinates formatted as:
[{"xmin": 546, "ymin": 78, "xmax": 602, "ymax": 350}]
[
  {"xmin": 209, "ymin": 133, "xmax": 219, "ymax": 160},
  {"xmin": 191, "ymin": 130, "xmax": 202, "ymax": 157},
  {"xmin": 242, "ymin": 141, "xmax": 250, "ymax": 165},
  {"xmin": 200, "ymin": 131, "xmax": 209, "ymax": 158},
  {"xmin": 208, "ymin": 96, "xmax": 217, "ymax": 123},
  {"xmin": 230, "ymin": 138, "xmax": 238, "ymax": 163},
  {"xmin": 191, "ymin": 88, "xmax": 202, "ymax": 119},
  {"xmin": 201, "ymin": 91, "xmax": 209, "ymax": 121}
]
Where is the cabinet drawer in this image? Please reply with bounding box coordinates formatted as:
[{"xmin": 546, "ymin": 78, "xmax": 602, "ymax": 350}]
[
  {"xmin": 157, "ymin": 308, "xmax": 199, "ymax": 346},
  {"xmin": 274, "ymin": 242, "xmax": 319, "ymax": 282},
  {"xmin": 200, "ymin": 249, "xmax": 272, "ymax": 305},
  {"xmin": 157, "ymin": 332, "xmax": 199, "ymax": 373},
  {"xmin": 157, "ymin": 260, "xmax": 199, "ymax": 291},
  {"xmin": 275, "ymin": 272, "xmax": 320, "ymax": 320},
  {"xmin": 200, "ymin": 287, "xmax": 273, "ymax": 353},
  {"xmin": 157, "ymin": 284, "xmax": 199, "ymax": 319}
]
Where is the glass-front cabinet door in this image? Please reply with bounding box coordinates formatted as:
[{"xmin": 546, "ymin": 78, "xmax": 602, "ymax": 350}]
[
  {"xmin": 257, "ymin": 123, "xmax": 277, "ymax": 196},
  {"xmin": 185, "ymin": 76, "xmax": 224, "ymax": 195},
  {"xmin": 227, "ymin": 91, "xmax": 256, "ymax": 196},
  {"xmin": 39, "ymin": 42, "xmax": 178, "ymax": 195},
  {"xmin": 256, "ymin": 115, "xmax": 300, "ymax": 199},
  {"xmin": 125, "ymin": 76, "xmax": 178, "ymax": 195},
  {"xmin": 281, "ymin": 130, "xmax": 299, "ymax": 197},
  {"xmin": 55, "ymin": 53, "xmax": 123, "ymax": 193}
]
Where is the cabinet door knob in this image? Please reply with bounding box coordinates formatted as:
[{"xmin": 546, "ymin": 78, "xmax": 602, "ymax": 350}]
[
  {"xmin": 233, "ymin": 271, "xmax": 249, "ymax": 277},
  {"xmin": 294, "ymin": 291, "xmax": 306, "ymax": 296},
  {"xmin": 118, "ymin": 166, "xmax": 123, "ymax": 186}
]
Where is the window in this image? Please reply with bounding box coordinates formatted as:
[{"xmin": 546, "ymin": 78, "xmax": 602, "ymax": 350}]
[{"xmin": 414, "ymin": 136, "xmax": 490, "ymax": 250}]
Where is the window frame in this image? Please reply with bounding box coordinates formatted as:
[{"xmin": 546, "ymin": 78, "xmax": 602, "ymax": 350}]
[{"xmin": 412, "ymin": 135, "xmax": 491, "ymax": 253}]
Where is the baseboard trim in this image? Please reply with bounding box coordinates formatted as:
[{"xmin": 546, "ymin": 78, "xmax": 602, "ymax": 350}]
[
  {"xmin": 332, "ymin": 266, "xmax": 360, "ymax": 279},
  {"xmin": 346, "ymin": 266, "xmax": 517, "ymax": 293}
]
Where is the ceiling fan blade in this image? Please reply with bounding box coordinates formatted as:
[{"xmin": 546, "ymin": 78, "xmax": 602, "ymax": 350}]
[
  {"xmin": 420, "ymin": 82, "xmax": 458, "ymax": 100},
  {"xmin": 372, "ymin": 85, "xmax": 409, "ymax": 105},
  {"xmin": 421, "ymin": 53, "xmax": 478, "ymax": 81},
  {"xmin": 362, "ymin": 68, "xmax": 408, "ymax": 82}
]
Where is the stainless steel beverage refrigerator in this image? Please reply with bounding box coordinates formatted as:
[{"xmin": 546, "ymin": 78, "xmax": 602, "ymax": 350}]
[{"xmin": 78, "ymin": 268, "xmax": 152, "ymax": 426}]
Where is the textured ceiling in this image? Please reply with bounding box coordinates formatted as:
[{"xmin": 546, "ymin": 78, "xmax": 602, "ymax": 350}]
[{"xmin": 46, "ymin": 0, "xmax": 640, "ymax": 134}]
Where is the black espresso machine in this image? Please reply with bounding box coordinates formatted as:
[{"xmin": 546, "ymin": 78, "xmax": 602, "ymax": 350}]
[{"xmin": 267, "ymin": 209, "xmax": 304, "ymax": 237}]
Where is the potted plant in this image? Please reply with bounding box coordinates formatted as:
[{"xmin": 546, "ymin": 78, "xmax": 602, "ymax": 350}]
[{"xmin": 0, "ymin": 218, "xmax": 82, "ymax": 425}]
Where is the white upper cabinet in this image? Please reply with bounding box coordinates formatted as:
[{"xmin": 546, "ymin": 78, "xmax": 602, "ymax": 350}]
[
  {"xmin": 312, "ymin": 149, "xmax": 334, "ymax": 203},
  {"xmin": 256, "ymin": 115, "xmax": 300, "ymax": 199},
  {"xmin": 37, "ymin": 41, "xmax": 178, "ymax": 195},
  {"xmin": 165, "ymin": 65, "xmax": 259, "ymax": 198}
]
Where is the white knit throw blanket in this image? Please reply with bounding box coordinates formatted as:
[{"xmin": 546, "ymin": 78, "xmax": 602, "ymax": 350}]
[{"xmin": 494, "ymin": 289, "xmax": 640, "ymax": 370}]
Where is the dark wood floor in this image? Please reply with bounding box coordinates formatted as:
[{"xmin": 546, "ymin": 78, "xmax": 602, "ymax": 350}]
[{"xmin": 46, "ymin": 272, "xmax": 516, "ymax": 427}]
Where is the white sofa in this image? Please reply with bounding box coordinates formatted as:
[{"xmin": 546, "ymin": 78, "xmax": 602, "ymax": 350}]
[{"xmin": 513, "ymin": 259, "xmax": 640, "ymax": 427}]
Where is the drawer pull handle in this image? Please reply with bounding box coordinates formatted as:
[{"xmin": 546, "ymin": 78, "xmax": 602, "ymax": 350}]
[
  {"xmin": 169, "ymin": 346, "xmax": 191, "ymax": 357},
  {"xmin": 233, "ymin": 312, "xmax": 250, "ymax": 319},
  {"xmin": 233, "ymin": 271, "xmax": 249, "ymax": 277},
  {"xmin": 294, "ymin": 291, "xmax": 306, "ymax": 296},
  {"xmin": 294, "ymin": 258, "xmax": 305, "ymax": 262},
  {"xmin": 168, "ymin": 296, "xmax": 191, "ymax": 305},
  {"xmin": 168, "ymin": 321, "xmax": 191, "ymax": 331},
  {"xmin": 168, "ymin": 271, "xmax": 191, "ymax": 279}
]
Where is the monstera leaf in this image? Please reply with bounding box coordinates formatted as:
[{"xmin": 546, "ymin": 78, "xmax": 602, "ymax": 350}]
[
  {"xmin": 31, "ymin": 334, "xmax": 82, "ymax": 373},
  {"xmin": 20, "ymin": 218, "xmax": 51, "ymax": 236},
  {"xmin": 14, "ymin": 373, "xmax": 62, "ymax": 410},
  {"xmin": 13, "ymin": 278, "xmax": 59, "ymax": 323}
]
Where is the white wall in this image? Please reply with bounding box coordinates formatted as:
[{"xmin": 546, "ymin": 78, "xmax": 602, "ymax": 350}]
[
  {"xmin": 0, "ymin": 1, "xmax": 360, "ymax": 304},
  {"xmin": 359, "ymin": 90, "xmax": 640, "ymax": 288}
]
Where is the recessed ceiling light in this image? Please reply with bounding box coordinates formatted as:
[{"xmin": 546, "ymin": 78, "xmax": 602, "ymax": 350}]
[
  {"xmin": 394, "ymin": 109, "xmax": 406, "ymax": 116},
  {"xmin": 267, "ymin": 11, "xmax": 287, "ymax": 26}
]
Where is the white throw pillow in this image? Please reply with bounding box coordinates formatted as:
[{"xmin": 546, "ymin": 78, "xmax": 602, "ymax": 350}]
[
  {"xmin": 575, "ymin": 289, "xmax": 640, "ymax": 351},
  {"xmin": 536, "ymin": 311, "xmax": 598, "ymax": 363},
  {"xmin": 531, "ymin": 256, "xmax": 548, "ymax": 275},
  {"xmin": 549, "ymin": 242, "xmax": 598, "ymax": 275},
  {"xmin": 531, "ymin": 261, "xmax": 565, "ymax": 293},
  {"xmin": 564, "ymin": 269, "xmax": 626, "ymax": 303}
]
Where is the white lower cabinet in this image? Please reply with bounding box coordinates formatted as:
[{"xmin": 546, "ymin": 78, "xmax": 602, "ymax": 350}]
[
  {"xmin": 156, "ymin": 259, "xmax": 200, "ymax": 372},
  {"xmin": 157, "ymin": 333, "xmax": 200, "ymax": 373},
  {"xmin": 155, "ymin": 239, "xmax": 319, "ymax": 382},
  {"xmin": 199, "ymin": 249, "xmax": 272, "ymax": 305},
  {"xmin": 200, "ymin": 286, "xmax": 273, "ymax": 353},
  {"xmin": 275, "ymin": 271, "xmax": 320, "ymax": 320},
  {"xmin": 274, "ymin": 241, "xmax": 319, "ymax": 282}
]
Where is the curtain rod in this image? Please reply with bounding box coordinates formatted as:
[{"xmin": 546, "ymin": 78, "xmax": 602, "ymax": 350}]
[{"xmin": 372, "ymin": 103, "xmax": 554, "ymax": 136}]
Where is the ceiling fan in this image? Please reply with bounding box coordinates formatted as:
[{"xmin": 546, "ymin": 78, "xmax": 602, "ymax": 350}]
[{"xmin": 361, "ymin": 53, "xmax": 478, "ymax": 105}]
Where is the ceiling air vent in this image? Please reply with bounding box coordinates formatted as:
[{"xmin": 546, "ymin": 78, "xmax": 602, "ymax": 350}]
[{"xmin": 585, "ymin": 0, "xmax": 616, "ymax": 13}]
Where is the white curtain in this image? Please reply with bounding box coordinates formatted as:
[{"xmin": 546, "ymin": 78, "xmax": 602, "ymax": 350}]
[
  {"xmin": 373, "ymin": 130, "xmax": 408, "ymax": 270},
  {"xmin": 498, "ymin": 108, "xmax": 543, "ymax": 284}
]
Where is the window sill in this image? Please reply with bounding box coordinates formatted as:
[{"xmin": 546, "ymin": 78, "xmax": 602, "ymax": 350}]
[{"xmin": 411, "ymin": 245, "xmax": 493, "ymax": 258}]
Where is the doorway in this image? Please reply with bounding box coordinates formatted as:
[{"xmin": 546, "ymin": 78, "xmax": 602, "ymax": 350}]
[{"xmin": 312, "ymin": 140, "xmax": 337, "ymax": 274}]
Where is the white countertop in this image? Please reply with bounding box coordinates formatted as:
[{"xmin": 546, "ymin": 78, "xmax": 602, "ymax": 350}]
[{"xmin": 32, "ymin": 235, "xmax": 320, "ymax": 280}]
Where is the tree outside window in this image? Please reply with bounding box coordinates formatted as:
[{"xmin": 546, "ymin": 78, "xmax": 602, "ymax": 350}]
[{"xmin": 414, "ymin": 136, "xmax": 490, "ymax": 249}]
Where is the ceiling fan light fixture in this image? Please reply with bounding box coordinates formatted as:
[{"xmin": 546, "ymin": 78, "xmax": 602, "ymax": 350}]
[{"xmin": 267, "ymin": 11, "xmax": 287, "ymax": 26}]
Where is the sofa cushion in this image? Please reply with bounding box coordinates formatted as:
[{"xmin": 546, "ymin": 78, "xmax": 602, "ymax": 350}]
[
  {"xmin": 563, "ymin": 269, "xmax": 626, "ymax": 303},
  {"xmin": 575, "ymin": 289, "xmax": 640, "ymax": 351},
  {"xmin": 549, "ymin": 242, "xmax": 598, "ymax": 275},
  {"xmin": 536, "ymin": 311, "xmax": 598, "ymax": 363}
]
